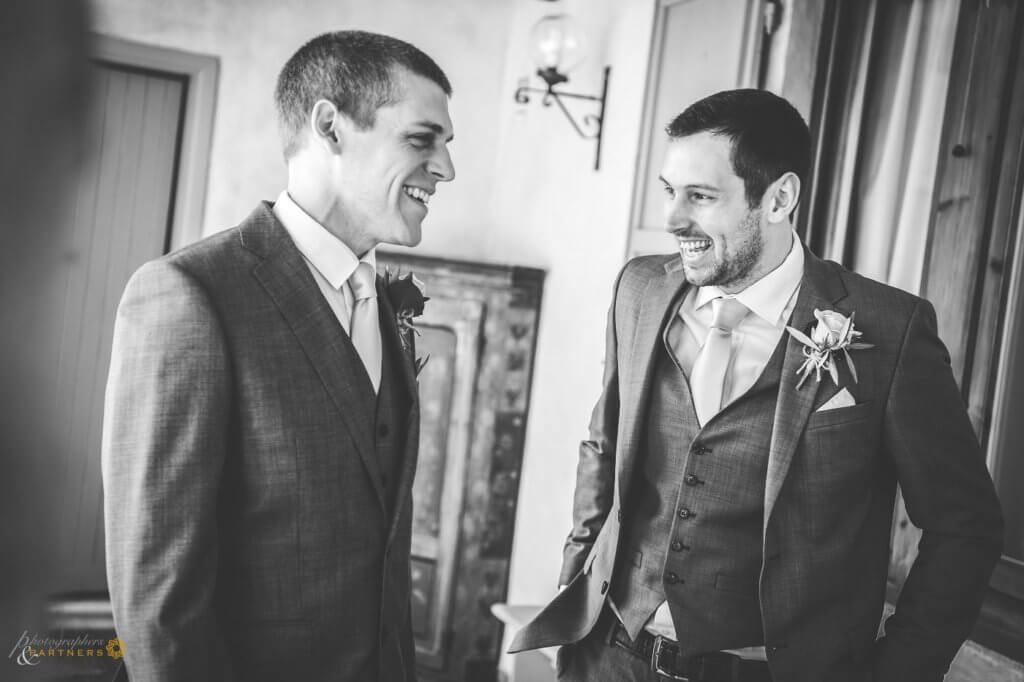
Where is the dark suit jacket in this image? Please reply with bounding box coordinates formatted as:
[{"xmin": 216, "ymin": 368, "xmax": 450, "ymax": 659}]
[
  {"xmin": 102, "ymin": 203, "xmax": 421, "ymax": 681},
  {"xmin": 511, "ymin": 247, "xmax": 1003, "ymax": 682}
]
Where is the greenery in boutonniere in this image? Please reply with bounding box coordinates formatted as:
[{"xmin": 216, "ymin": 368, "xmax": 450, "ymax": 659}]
[
  {"xmin": 786, "ymin": 309, "xmax": 874, "ymax": 389},
  {"xmin": 384, "ymin": 270, "xmax": 430, "ymax": 375}
]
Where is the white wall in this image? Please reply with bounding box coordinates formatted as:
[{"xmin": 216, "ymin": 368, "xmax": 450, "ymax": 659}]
[
  {"xmin": 494, "ymin": 0, "xmax": 656, "ymax": 600},
  {"xmin": 92, "ymin": 0, "xmax": 657, "ymax": 661},
  {"xmin": 91, "ymin": 0, "xmax": 515, "ymax": 244}
]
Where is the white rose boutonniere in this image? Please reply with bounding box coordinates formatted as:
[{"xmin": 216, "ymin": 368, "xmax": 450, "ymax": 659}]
[{"xmin": 786, "ymin": 309, "xmax": 874, "ymax": 389}]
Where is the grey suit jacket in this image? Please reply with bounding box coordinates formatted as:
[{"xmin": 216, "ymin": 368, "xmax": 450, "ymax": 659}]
[
  {"xmin": 511, "ymin": 247, "xmax": 1003, "ymax": 682},
  {"xmin": 102, "ymin": 203, "xmax": 421, "ymax": 682}
]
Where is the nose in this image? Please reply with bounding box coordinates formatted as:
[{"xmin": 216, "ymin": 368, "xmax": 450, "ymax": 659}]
[
  {"xmin": 664, "ymin": 196, "xmax": 692, "ymax": 234},
  {"xmin": 428, "ymin": 145, "xmax": 455, "ymax": 182}
]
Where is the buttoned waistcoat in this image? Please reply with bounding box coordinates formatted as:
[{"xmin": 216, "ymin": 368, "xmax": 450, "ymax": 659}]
[{"xmin": 510, "ymin": 247, "xmax": 1003, "ymax": 682}]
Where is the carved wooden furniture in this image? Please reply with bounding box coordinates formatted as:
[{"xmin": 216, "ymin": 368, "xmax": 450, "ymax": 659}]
[{"xmin": 378, "ymin": 253, "xmax": 545, "ymax": 682}]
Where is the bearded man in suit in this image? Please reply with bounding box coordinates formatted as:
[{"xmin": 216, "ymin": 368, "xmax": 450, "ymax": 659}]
[
  {"xmin": 509, "ymin": 89, "xmax": 1002, "ymax": 682},
  {"xmin": 101, "ymin": 30, "xmax": 454, "ymax": 681}
]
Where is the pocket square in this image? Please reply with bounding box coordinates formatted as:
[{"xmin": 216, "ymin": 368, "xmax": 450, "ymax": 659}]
[{"xmin": 817, "ymin": 387, "xmax": 856, "ymax": 412}]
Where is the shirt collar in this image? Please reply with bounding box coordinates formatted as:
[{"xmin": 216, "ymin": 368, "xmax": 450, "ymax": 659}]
[
  {"xmin": 272, "ymin": 191, "xmax": 375, "ymax": 290},
  {"xmin": 694, "ymin": 231, "xmax": 804, "ymax": 326}
]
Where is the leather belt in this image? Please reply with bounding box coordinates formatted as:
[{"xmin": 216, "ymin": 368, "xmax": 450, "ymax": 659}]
[{"xmin": 610, "ymin": 621, "xmax": 773, "ymax": 681}]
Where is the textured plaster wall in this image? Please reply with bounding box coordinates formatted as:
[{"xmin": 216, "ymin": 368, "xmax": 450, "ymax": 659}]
[{"xmin": 91, "ymin": 0, "xmax": 512, "ymax": 250}]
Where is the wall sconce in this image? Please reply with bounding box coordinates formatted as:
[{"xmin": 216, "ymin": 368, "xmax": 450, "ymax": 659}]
[{"xmin": 514, "ymin": 12, "xmax": 611, "ymax": 171}]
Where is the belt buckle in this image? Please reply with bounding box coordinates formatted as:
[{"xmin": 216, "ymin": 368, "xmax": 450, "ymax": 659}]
[{"xmin": 651, "ymin": 635, "xmax": 690, "ymax": 681}]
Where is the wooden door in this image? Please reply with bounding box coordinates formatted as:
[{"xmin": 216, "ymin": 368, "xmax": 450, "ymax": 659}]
[
  {"xmin": 627, "ymin": 0, "xmax": 766, "ymax": 257},
  {"xmin": 51, "ymin": 61, "xmax": 186, "ymax": 593},
  {"xmin": 890, "ymin": 0, "xmax": 1024, "ymax": 671}
]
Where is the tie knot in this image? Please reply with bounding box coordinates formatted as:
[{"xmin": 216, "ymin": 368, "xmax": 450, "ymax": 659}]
[
  {"xmin": 350, "ymin": 262, "xmax": 377, "ymax": 301},
  {"xmin": 710, "ymin": 297, "xmax": 749, "ymax": 333}
]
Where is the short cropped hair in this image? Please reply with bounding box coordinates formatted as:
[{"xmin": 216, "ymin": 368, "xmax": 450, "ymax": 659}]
[
  {"xmin": 274, "ymin": 30, "xmax": 452, "ymax": 159},
  {"xmin": 666, "ymin": 89, "xmax": 810, "ymax": 207}
]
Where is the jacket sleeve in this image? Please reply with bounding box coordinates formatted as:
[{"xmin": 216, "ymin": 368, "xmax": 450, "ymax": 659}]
[
  {"xmin": 101, "ymin": 260, "xmax": 235, "ymax": 681},
  {"xmin": 872, "ymin": 299, "xmax": 1003, "ymax": 681},
  {"xmin": 558, "ymin": 264, "xmax": 629, "ymax": 586}
]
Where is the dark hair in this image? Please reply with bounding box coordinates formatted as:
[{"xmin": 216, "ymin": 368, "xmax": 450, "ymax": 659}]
[
  {"xmin": 274, "ymin": 30, "xmax": 452, "ymax": 159},
  {"xmin": 666, "ymin": 89, "xmax": 810, "ymax": 207}
]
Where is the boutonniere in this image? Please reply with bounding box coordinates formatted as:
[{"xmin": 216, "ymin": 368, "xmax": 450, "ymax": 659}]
[
  {"xmin": 786, "ymin": 309, "xmax": 874, "ymax": 389},
  {"xmin": 384, "ymin": 270, "xmax": 430, "ymax": 375}
]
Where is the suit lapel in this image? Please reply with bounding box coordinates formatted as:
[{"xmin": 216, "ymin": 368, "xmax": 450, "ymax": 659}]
[
  {"xmin": 763, "ymin": 248, "xmax": 848, "ymax": 534},
  {"xmin": 241, "ymin": 203, "xmax": 385, "ymax": 511},
  {"xmin": 616, "ymin": 260, "xmax": 690, "ymax": 505},
  {"xmin": 377, "ymin": 280, "xmax": 419, "ymax": 403},
  {"xmin": 376, "ymin": 282, "xmax": 421, "ymax": 545}
]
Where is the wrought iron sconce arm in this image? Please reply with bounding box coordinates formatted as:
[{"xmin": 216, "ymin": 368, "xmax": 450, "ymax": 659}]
[{"xmin": 514, "ymin": 66, "xmax": 611, "ymax": 170}]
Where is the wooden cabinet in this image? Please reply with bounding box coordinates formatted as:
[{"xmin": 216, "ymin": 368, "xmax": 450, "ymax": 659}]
[{"xmin": 378, "ymin": 253, "xmax": 545, "ymax": 682}]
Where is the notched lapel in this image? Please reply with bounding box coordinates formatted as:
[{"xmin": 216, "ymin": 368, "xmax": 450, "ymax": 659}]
[
  {"xmin": 616, "ymin": 262, "xmax": 689, "ymax": 504},
  {"xmin": 376, "ymin": 280, "xmax": 421, "ymax": 546},
  {"xmin": 243, "ymin": 206, "xmax": 386, "ymax": 511},
  {"xmin": 764, "ymin": 250, "xmax": 848, "ymax": 532},
  {"xmin": 377, "ymin": 280, "xmax": 419, "ymax": 402}
]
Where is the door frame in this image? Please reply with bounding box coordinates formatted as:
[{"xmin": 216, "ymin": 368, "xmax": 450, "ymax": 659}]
[{"xmin": 90, "ymin": 34, "xmax": 218, "ymax": 251}]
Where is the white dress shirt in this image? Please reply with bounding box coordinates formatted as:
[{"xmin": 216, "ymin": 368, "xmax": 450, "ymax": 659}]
[
  {"xmin": 672, "ymin": 232, "xmax": 805, "ymax": 404},
  {"xmin": 272, "ymin": 190, "xmax": 376, "ymax": 335},
  {"xmin": 645, "ymin": 232, "xmax": 804, "ymax": 657}
]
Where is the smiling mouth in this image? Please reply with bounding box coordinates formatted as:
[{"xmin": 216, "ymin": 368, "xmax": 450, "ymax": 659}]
[
  {"xmin": 678, "ymin": 237, "xmax": 713, "ymax": 256},
  {"xmin": 403, "ymin": 185, "xmax": 431, "ymax": 206}
]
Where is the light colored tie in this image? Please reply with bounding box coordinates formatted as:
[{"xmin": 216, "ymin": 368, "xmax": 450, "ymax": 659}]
[
  {"xmin": 689, "ymin": 297, "xmax": 750, "ymax": 426},
  {"xmin": 349, "ymin": 262, "xmax": 381, "ymax": 393}
]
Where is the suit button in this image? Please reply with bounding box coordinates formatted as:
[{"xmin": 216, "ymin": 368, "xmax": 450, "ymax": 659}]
[
  {"xmin": 677, "ymin": 507, "xmax": 694, "ymax": 519},
  {"xmin": 693, "ymin": 445, "xmax": 710, "ymax": 455},
  {"xmin": 665, "ymin": 572, "xmax": 681, "ymax": 585},
  {"xmin": 684, "ymin": 474, "xmax": 702, "ymax": 486},
  {"xmin": 670, "ymin": 541, "xmax": 683, "ymax": 552},
  {"xmin": 600, "ymin": 580, "xmax": 609, "ymax": 594},
  {"xmin": 378, "ymin": 424, "xmax": 390, "ymax": 438}
]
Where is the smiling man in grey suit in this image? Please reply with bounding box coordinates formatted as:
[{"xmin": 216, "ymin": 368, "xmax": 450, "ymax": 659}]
[
  {"xmin": 509, "ymin": 89, "xmax": 1002, "ymax": 682},
  {"xmin": 101, "ymin": 31, "xmax": 454, "ymax": 681}
]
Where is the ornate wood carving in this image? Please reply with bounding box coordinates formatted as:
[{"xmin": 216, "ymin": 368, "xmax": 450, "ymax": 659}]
[{"xmin": 378, "ymin": 253, "xmax": 545, "ymax": 682}]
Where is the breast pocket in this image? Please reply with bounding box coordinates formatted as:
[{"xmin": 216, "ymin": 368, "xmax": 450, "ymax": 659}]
[
  {"xmin": 801, "ymin": 400, "xmax": 880, "ymax": 505},
  {"xmin": 805, "ymin": 400, "xmax": 873, "ymax": 431}
]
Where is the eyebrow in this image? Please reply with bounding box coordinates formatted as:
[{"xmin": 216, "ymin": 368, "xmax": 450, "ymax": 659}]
[
  {"xmin": 411, "ymin": 120, "xmax": 455, "ymax": 143},
  {"xmin": 658, "ymin": 175, "xmax": 720, "ymax": 192}
]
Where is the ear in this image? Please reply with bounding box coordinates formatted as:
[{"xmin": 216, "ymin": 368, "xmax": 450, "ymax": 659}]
[
  {"xmin": 765, "ymin": 171, "xmax": 801, "ymax": 224},
  {"xmin": 310, "ymin": 99, "xmax": 342, "ymax": 151}
]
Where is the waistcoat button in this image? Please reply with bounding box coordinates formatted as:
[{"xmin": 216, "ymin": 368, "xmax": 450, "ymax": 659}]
[
  {"xmin": 677, "ymin": 507, "xmax": 694, "ymax": 519},
  {"xmin": 665, "ymin": 572, "xmax": 681, "ymax": 584},
  {"xmin": 684, "ymin": 474, "xmax": 702, "ymax": 486},
  {"xmin": 670, "ymin": 540, "xmax": 683, "ymax": 552}
]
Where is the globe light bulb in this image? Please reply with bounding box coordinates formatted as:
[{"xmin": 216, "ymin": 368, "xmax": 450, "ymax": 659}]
[{"xmin": 529, "ymin": 13, "xmax": 586, "ymax": 73}]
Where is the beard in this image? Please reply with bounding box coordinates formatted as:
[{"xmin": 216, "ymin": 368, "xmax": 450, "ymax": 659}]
[{"xmin": 682, "ymin": 209, "xmax": 764, "ymax": 290}]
